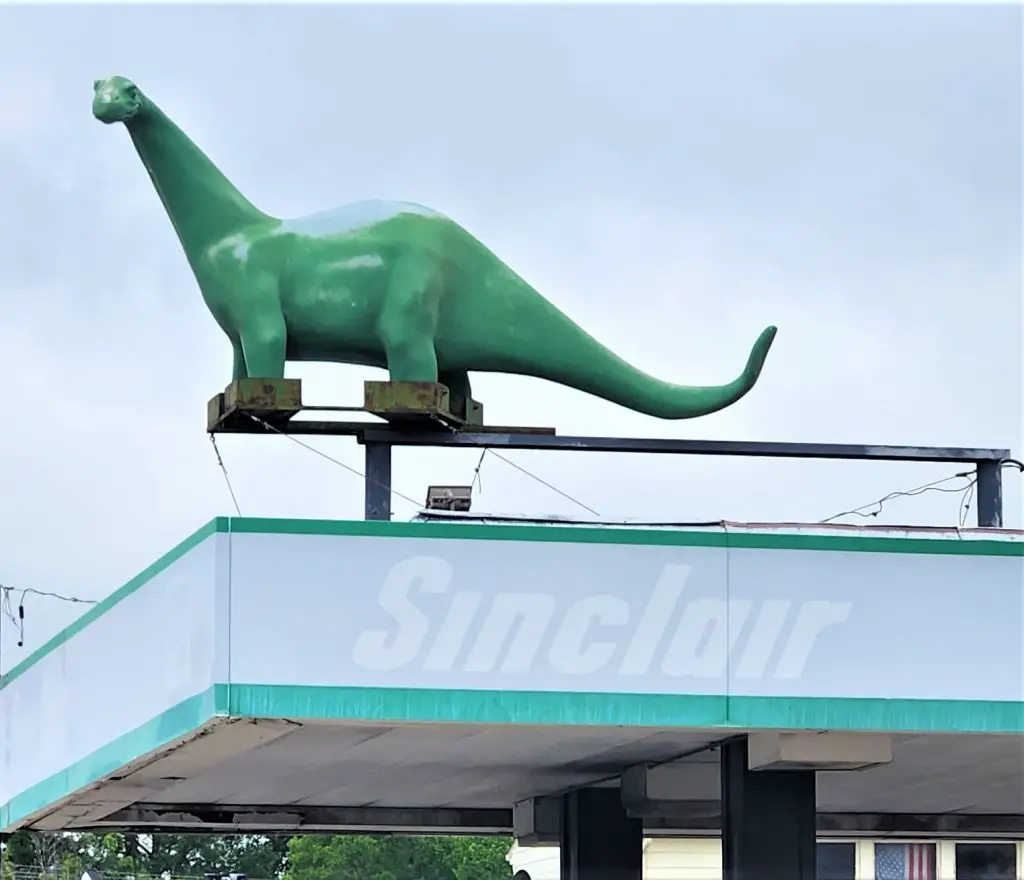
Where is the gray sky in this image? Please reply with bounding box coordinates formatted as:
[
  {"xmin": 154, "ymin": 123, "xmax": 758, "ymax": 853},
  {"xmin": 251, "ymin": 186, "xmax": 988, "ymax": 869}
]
[{"xmin": 0, "ymin": 3, "xmax": 1021, "ymax": 670}]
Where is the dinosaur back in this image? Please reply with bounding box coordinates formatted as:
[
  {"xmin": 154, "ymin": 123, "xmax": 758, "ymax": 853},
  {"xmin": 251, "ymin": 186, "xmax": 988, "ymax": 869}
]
[{"xmin": 277, "ymin": 200, "xmax": 444, "ymax": 239}]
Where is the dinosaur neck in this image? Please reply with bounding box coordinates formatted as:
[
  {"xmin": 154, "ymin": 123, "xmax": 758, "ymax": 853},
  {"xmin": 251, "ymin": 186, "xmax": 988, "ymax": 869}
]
[{"xmin": 126, "ymin": 101, "xmax": 272, "ymax": 257}]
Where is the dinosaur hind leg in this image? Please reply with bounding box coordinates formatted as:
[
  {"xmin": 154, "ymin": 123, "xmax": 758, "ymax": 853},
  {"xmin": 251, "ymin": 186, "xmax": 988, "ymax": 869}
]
[
  {"xmin": 378, "ymin": 254, "xmax": 441, "ymax": 383},
  {"xmin": 231, "ymin": 338, "xmax": 249, "ymax": 381},
  {"xmin": 439, "ymin": 369, "xmax": 472, "ymax": 420}
]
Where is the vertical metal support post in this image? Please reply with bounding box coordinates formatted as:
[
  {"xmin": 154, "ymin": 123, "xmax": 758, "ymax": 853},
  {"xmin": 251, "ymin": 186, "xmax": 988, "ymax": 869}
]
[
  {"xmin": 975, "ymin": 460, "xmax": 1003, "ymax": 528},
  {"xmin": 560, "ymin": 788, "xmax": 642, "ymax": 880},
  {"xmin": 364, "ymin": 441, "xmax": 393, "ymax": 521},
  {"xmin": 721, "ymin": 737, "xmax": 817, "ymax": 880}
]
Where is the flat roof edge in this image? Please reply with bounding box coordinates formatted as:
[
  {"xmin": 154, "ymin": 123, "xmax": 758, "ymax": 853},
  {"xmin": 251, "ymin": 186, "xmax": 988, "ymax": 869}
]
[{"xmin": 1, "ymin": 687, "xmax": 219, "ymax": 832}]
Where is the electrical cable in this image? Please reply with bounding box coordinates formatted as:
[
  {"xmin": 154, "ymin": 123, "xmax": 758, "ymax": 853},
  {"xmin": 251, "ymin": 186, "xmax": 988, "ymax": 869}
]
[
  {"xmin": 0, "ymin": 586, "xmax": 95, "ymax": 606},
  {"xmin": 823, "ymin": 459, "xmax": 1022, "ymax": 526},
  {"xmin": 244, "ymin": 413, "xmax": 423, "ymax": 511},
  {"xmin": 1, "ymin": 584, "xmax": 97, "ymax": 653},
  {"xmin": 959, "ymin": 479, "xmax": 976, "ymax": 528},
  {"xmin": 470, "ymin": 449, "xmax": 487, "ymax": 494},
  {"xmin": 820, "ymin": 470, "xmax": 977, "ymax": 524}
]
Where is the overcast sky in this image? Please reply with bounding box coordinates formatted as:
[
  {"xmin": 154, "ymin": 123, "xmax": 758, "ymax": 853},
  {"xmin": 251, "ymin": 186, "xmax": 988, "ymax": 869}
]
[{"xmin": 0, "ymin": 3, "xmax": 1021, "ymax": 671}]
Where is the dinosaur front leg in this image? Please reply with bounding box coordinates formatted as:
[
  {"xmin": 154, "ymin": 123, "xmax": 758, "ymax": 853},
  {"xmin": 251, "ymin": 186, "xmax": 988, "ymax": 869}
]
[
  {"xmin": 240, "ymin": 312, "xmax": 287, "ymax": 378},
  {"xmin": 378, "ymin": 255, "xmax": 440, "ymax": 383},
  {"xmin": 236, "ymin": 274, "xmax": 287, "ymax": 379}
]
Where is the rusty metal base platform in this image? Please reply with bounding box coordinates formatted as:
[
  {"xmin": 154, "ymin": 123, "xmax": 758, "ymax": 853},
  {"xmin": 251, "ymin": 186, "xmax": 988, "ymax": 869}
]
[
  {"xmin": 206, "ymin": 378, "xmax": 556, "ymax": 437},
  {"xmin": 363, "ymin": 380, "xmax": 482, "ymax": 428},
  {"xmin": 208, "ymin": 379, "xmax": 303, "ymax": 430}
]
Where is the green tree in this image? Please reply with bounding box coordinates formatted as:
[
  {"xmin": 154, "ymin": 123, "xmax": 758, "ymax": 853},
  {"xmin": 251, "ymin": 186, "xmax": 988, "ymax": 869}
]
[
  {"xmin": 285, "ymin": 835, "xmax": 512, "ymax": 880},
  {"xmin": 442, "ymin": 838, "xmax": 513, "ymax": 880},
  {"xmin": 126, "ymin": 834, "xmax": 290, "ymax": 878},
  {"xmin": 3, "ymin": 831, "xmax": 510, "ymax": 880},
  {"xmin": 2, "ymin": 833, "xmax": 290, "ymax": 880},
  {"xmin": 1, "ymin": 831, "xmax": 79, "ymax": 879}
]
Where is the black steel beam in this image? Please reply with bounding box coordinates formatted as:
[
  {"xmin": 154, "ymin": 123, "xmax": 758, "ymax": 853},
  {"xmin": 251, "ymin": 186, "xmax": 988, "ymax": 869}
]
[
  {"xmin": 360, "ymin": 430, "xmax": 1010, "ymax": 464},
  {"xmin": 364, "ymin": 441, "xmax": 393, "ymax": 521},
  {"xmin": 560, "ymin": 788, "xmax": 642, "ymax": 880},
  {"xmin": 720, "ymin": 737, "xmax": 817, "ymax": 879},
  {"xmin": 77, "ymin": 803, "xmax": 1024, "ymax": 839},
  {"xmin": 90, "ymin": 804, "xmax": 514, "ymax": 835},
  {"xmin": 215, "ymin": 407, "xmax": 1014, "ymax": 528},
  {"xmin": 976, "ymin": 460, "xmax": 1005, "ymax": 528}
]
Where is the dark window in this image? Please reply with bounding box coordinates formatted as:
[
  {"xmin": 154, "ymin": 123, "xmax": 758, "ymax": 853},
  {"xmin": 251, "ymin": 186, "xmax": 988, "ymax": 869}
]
[
  {"xmin": 875, "ymin": 842, "xmax": 936, "ymax": 879},
  {"xmin": 818, "ymin": 842, "xmax": 856, "ymax": 880},
  {"xmin": 956, "ymin": 843, "xmax": 1017, "ymax": 879}
]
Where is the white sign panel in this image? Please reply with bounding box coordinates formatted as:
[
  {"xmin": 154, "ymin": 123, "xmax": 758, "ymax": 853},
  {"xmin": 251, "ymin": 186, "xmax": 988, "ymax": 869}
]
[
  {"xmin": 227, "ymin": 531, "xmax": 1023, "ymax": 702},
  {"xmin": 0, "ymin": 534, "xmax": 221, "ymax": 817}
]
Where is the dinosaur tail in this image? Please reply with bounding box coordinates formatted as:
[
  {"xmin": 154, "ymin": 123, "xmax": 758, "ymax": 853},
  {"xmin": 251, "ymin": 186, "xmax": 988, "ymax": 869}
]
[
  {"xmin": 473, "ymin": 275, "xmax": 777, "ymax": 420},
  {"xmin": 448, "ymin": 229, "xmax": 778, "ymax": 420},
  {"xmin": 531, "ymin": 321, "xmax": 778, "ymax": 420}
]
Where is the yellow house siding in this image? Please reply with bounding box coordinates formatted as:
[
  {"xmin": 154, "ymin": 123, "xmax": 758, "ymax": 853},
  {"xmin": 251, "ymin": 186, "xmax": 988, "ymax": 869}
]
[
  {"xmin": 508, "ymin": 838, "xmax": 721, "ymax": 879},
  {"xmin": 642, "ymin": 838, "xmax": 721, "ymax": 879},
  {"xmin": 507, "ymin": 838, "xmax": 1023, "ymax": 879},
  {"xmin": 855, "ymin": 840, "xmax": 874, "ymax": 880}
]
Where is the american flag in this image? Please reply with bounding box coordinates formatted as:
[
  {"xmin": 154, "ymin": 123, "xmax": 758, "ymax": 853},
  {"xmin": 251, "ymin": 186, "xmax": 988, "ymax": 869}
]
[{"xmin": 875, "ymin": 843, "xmax": 935, "ymax": 880}]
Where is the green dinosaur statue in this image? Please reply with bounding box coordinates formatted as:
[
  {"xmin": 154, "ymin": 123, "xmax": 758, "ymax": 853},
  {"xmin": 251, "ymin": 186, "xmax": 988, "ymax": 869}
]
[{"xmin": 92, "ymin": 75, "xmax": 777, "ymax": 420}]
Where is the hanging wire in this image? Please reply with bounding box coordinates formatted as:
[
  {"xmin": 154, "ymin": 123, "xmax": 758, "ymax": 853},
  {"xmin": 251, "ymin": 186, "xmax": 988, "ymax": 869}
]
[
  {"xmin": 470, "ymin": 449, "xmax": 487, "ymax": 494},
  {"xmin": 959, "ymin": 479, "xmax": 976, "ymax": 528},
  {"xmin": 244, "ymin": 413, "xmax": 423, "ymax": 510},
  {"xmin": 823, "ymin": 459, "xmax": 1024, "ymax": 527},
  {"xmin": 429, "ymin": 415, "xmax": 601, "ymax": 516},
  {"xmin": 209, "ymin": 434, "xmax": 243, "ymax": 516},
  {"xmin": 241, "ymin": 413, "xmax": 599, "ymax": 516},
  {"xmin": 1, "ymin": 584, "xmax": 97, "ymax": 651}
]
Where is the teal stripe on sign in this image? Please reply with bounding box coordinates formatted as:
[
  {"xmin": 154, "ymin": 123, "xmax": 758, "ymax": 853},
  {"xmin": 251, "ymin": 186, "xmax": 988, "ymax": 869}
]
[
  {"xmin": 226, "ymin": 516, "xmax": 1024, "ymax": 556},
  {"xmin": 726, "ymin": 695, "xmax": 1024, "ymax": 734},
  {"xmin": 216, "ymin": 683, "xmax": 729, "ymax": 727},
  {"xmin": 1, "ymin": 687, "xmax": 217, "ymax": 831},
  {"xmin": 220, "ymin": 683, "xmax": 1024, "ymax": 734}
]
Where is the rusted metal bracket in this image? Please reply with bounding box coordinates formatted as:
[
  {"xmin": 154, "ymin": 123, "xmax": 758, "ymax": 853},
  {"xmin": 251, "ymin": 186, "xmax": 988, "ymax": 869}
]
[
  {"xmin": 363, "ymin": 381, "xmax": 484, "ymax": 428},
  {"xmin": 206, "ymin": 378, "xmax": 534, "ymax": 436},
  {"xmin": 207, "ymin": 379, "xmax": 303, "ymax": 432}
]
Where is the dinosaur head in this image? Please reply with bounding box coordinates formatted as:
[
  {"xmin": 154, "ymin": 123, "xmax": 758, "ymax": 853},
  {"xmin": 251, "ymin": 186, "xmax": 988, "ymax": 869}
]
[{"xmin": 92, "ymin": 76, "xmax": 144, "ymax": 125}]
